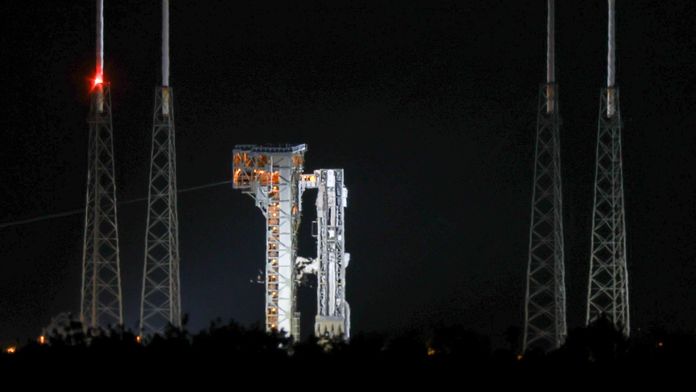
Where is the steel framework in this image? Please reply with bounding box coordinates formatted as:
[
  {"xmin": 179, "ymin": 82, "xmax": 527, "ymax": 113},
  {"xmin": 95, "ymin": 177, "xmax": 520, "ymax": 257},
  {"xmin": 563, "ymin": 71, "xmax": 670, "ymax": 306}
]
[
  {"xmin": 586, "ymin": 87, "xmax": 629, "ymax": 335},
  {"xmin": 233, "ymin": 145, "xmax": 307, "ymax": 337},
  {"xmin": 139, "ymin": 0, "xmax": 181, "ymax": 337},
  {"xmin": 523, "ymin": 83, "xmax": 566, "ymax": 352},
  {"xmin": 586, "ymin": 0, "xmax": 629, "ymax": 336},
  {"xmin": 523, "ymin": 0, "xmax": 566, "ymax": 352},
  {"xmin": 139, "ymin": 86, "xmax": 181, "ymax": 335},
  {"xmin": 80, "ymin": 83, "xmax": 123, "ymax": 329}
]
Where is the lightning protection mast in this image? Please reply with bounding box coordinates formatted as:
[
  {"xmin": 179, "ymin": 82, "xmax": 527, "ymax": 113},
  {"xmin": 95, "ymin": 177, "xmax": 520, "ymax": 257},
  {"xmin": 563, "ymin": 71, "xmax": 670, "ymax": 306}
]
[
  {"xmin": 80, "ymin": 0, "xmax": 124, "ymax": 330},
  {"xmin": 140, "ymin": 0, "xmax": 182, "ymax": 336},
  {"xmin": 523, "ymin": 0, "xmax": 567, "ymax": 352},
  {"xmin": 586, "ymin": 0, "xmax": 630, "ymax": 336}
]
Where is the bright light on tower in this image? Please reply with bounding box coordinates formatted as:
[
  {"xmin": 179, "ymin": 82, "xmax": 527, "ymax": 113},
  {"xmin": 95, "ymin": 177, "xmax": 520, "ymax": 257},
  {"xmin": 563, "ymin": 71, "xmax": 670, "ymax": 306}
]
[{"xmin": 93, "ymin": 74, "xmax": 103, "ymax": 88}]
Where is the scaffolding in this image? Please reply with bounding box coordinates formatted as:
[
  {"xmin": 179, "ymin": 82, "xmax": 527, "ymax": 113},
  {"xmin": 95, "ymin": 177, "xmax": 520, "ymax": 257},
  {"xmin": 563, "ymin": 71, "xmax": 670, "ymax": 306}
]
[{"xmin": 233, "ymin": 144, "xmax": 307, "ymax": 336}]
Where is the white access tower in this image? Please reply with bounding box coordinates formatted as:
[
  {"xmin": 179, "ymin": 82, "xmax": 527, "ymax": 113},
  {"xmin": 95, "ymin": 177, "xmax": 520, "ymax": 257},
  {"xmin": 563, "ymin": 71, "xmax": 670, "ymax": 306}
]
[
  {"xmin": 233, "ymin": 145, "xmax": 307, "ymax": 337},
  {"xmin": 234, "ymin": 145, "xmax": 351, "ymax": 340}
]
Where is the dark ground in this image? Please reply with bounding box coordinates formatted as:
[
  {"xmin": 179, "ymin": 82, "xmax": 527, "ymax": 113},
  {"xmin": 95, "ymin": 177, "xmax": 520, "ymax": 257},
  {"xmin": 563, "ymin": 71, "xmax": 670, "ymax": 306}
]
[{"xmin": 2, "ymin": 318, "xmax": 695, "ymax": 383}]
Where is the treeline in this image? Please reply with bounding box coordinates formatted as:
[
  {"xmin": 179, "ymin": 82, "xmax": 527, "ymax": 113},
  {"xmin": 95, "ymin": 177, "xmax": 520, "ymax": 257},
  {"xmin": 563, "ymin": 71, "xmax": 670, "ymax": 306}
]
[{"xmin": 1, "ymin": 316, "xmax": 695, "ymax": 379}]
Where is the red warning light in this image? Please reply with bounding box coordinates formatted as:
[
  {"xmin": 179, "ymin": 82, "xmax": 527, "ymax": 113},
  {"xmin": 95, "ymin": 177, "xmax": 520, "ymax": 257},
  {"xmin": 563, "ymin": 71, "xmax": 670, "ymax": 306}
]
[
  {"xmin": 92, "ymin": 65, "xmax": 104, "ymax": 88},
  {"xmin": 92, "ymin": 74, "xmax": 103, "ymax": 88}
]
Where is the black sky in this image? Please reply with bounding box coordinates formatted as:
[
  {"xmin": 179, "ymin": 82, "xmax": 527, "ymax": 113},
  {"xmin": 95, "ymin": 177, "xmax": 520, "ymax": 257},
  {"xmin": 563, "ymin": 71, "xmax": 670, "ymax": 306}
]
[{"xmin": 1, "ymin": 0, "xmax": 695, "ymax": 345}]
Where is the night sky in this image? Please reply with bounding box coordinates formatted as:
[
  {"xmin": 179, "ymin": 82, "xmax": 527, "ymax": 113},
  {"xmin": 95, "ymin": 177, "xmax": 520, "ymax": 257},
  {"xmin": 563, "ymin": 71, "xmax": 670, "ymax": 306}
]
[{"xmin": 1, "ymin": 0, "xmax": 695, "ymax": 345}]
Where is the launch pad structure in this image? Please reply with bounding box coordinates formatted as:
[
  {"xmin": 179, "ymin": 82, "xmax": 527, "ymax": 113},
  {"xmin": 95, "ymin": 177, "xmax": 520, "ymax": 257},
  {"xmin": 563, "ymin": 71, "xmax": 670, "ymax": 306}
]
[
  {"xmin": 523, "ymin": 0, "xmax": 566, "ymax": 353},
  {"xmin": 586, "ymin": 0, "xmax": 630, "ymax": 337},
  {"xmin": 80, "ymin": 0, "xmax": 123, "ymax": 330},
  {"xmin": 233, "ymin": 145, "xmax": 350, "ymax": 339},
  {"xmin": 139, "ymin": 0, "xmax": 182, "ymax": 337}
]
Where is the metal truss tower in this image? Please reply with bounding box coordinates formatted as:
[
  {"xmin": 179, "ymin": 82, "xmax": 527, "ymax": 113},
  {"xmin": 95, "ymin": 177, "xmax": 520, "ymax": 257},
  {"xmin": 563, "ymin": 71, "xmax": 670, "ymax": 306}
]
[
  {"xmin": 586, "ymin": 0, "xmax": 629, "ymax": 336},
  {"xmin": 233, "ymin": 144, "xmax": 307, "ymax": 337},
  {"xmin": 140, "ymin": 0, "xmax": 181, "ymax": 336},
  {"xmin": 523, "ymin": 0, "xmax": 567, "ymax": 352},
  {"xmin": 80, "ymin": 0, "xmax": 123, "ymax": 329}
]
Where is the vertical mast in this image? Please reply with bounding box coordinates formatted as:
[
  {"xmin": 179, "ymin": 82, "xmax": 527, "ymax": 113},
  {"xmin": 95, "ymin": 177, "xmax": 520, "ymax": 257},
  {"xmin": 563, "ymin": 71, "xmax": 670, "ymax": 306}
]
[
  {"xmin": 96, "ymin": 0, "xmax": 104, "ymax": 82},
  {"xmin": 586, "ymin": 0, "xmax": 629, "ymax": 336},
  {"xmin": 547, "ymin": 0, "xmax": 555, "ymax": 85},
  {"xmin": 546, "ymin": 0, "xmax": 556, "ymax": 113},
  {"xmin": 607, "ymin": 0, "xmax": 616, "ymax": 116},
  {"xmin": 81, "ymin": 0, "xmax": 123, "ymax": 330},
  {"xmin": 523, "ymin": 0, "xmax": 566, "ymax": 352},
  {"xmin": 607, "ymin": 0, "xmax": 615, "ymax": 88},
  {"xmin": 140, "ymin": 0, "xmax": 181, "ymax": 336},
  {"xmin": 162, "ymin": 0, "xmax": 169, "ymax": 87}
]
